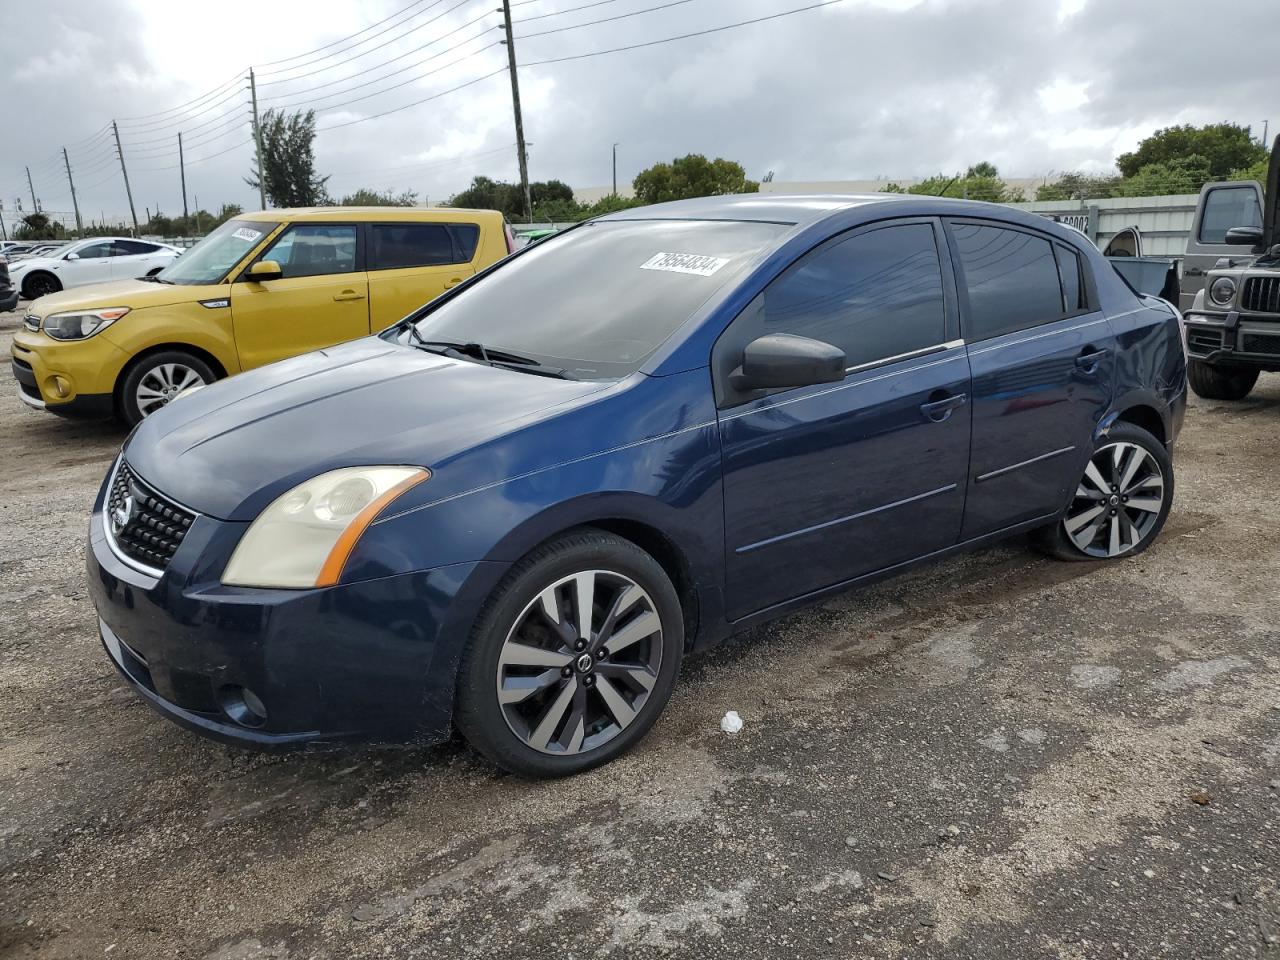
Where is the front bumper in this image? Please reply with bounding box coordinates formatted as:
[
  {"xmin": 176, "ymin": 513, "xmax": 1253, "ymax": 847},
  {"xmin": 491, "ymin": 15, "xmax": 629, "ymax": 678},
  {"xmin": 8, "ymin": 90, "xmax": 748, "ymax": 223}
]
[
  {"xmin": 0, "ymin": 287, "xmax": 17, "ymax": 313},
  {"xmin": 10, "ymin": 328, "xmax": 125, "ymax": 418},
  {"xmin": 87, "ymin": 499, "xmax": 507, "ymax": 749},
  {"xmin": 1184, "ymin": 311, "xmax": 1280, "ymax": 367}
]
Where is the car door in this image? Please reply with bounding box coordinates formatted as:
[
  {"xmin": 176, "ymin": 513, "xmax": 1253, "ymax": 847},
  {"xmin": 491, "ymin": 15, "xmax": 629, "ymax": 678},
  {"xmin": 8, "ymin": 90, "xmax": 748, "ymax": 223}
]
[
  {"xmin": 716, "ymin": 219, "xmax": 971, "ymax": 621},
  {"xmin": 230, "ymin": 222, "xmax": 369, "ymax": 370},
  {"xmin": 946, "ymin": 219, "xmax": 1115, "ymax": 541},
  {"xmin": 1181, "ymin": 183, "xmax": 1264, "ymax": 311},
  {"xmin": 365, "ymin": 221, "xmax": 478, "ymax": 325},
  {"xmin": 59, "ymin": 240, "xmax": 117, "ymax": 288}
]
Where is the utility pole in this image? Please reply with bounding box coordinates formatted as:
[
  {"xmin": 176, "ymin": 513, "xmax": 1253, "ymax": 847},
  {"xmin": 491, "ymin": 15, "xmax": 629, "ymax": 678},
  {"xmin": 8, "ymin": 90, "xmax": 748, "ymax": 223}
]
[
  {"xmin": 178, "ymin": 132, "xmax": 189, "ymax": 220},
  {"xmin": 111, "ymin": 120, "xmax": 139, "ymax": 235},
  {"xmin": 500, "ymin": 0, "xmax": 533, "ymax": 222},
  {"xmin": 0, "ymin": 202, "xmax": 7, "ymax": 241},
  {"xmin": 612, "ymin": 143, "xmax": 619, "ymax": 196},
  {"xmin": 25, "ymin": 166, "xmax": 38, "ymax": 213},
  {"xmin": 249, "ymin": 68, "xmax": 268, "ymax": 210},
  {"xmin": 62, "ymin": 147, "xmax": 83, "ymax": 235}
]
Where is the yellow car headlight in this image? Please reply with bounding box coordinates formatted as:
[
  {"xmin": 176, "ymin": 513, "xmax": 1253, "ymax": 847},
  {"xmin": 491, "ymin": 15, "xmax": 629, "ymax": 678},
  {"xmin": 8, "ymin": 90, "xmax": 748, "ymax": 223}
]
[
  {"xmin": 43, "ymin": 307, "xmax": 130, "ymax": 340},
  {"xmin": 222, "ymin": 466, "xmax": 430, "ymax": 588}
]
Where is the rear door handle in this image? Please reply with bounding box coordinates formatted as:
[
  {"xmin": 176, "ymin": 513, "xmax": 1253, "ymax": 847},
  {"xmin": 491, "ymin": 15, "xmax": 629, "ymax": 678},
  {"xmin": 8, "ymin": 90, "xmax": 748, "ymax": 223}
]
[
  {"xmin": 333, "ymin": 290, "xmax": 366, "ymax": 302},
  {"xmin": 1075, "ymin": 348, "xmax": 1109, "ymax": 371},
  {"xmin": 920, "ymin": 392, "xmax": 967, "ymax": 422},
  {"xmin": 443, "ymin": 277, "xmax": 465, "ymax": 289}
]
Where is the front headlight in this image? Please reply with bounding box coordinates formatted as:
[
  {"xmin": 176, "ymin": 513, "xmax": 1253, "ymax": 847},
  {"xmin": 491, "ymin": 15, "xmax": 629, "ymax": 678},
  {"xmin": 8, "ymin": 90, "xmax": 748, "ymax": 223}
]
[
  {"xmin": 1209, "ymin": 277, "xmax": 1237, "ymax": 306},
  {"xmin": 222, "ymin": 466, "xmax": 430, "ymax": 588},
  {"xmin": 43, "ymin": 307, "xmax": 131, "ymax": 340}
]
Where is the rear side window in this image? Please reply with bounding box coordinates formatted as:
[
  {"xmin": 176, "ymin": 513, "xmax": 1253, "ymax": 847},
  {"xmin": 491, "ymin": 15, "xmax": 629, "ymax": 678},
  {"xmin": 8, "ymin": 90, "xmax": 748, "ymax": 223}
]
[
  {"xmin": 759, "ymin": 222, "xmax": 947, "ymax": 367},
  {"xmin": 1198, "ymin": 186, "xmax": 1262, "ymax": 244},
  {"xmin": 114, "ymin": 240, "xmax": 160, "ymax": 255},
  {"xmin": 1055, "ymin": 244, "xmax": 1083, "ymax": 313},
  {"xmin": 370, "ymin": 223, "xmax": 456, "ymax": 270},
  {"xmin": 951, "ymin": 223, "xmax": 1064, "ymax": 341},
  {"xmin": 453, "ymin": 224, "xmax": 480, "ymax": 262}
]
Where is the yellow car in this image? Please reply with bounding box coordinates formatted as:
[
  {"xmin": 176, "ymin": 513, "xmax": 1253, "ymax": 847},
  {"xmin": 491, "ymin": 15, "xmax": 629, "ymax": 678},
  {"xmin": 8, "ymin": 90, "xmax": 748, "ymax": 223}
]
[{"xmin": 10, "ymin": 207, "xmax": 515, "ymax": 425}]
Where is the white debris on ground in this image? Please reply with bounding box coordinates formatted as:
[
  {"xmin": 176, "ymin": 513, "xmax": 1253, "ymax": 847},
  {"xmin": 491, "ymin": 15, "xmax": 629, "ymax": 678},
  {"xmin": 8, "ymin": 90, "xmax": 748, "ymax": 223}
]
[{"xmin": 720, "ymin": 711, "xmax": 744, "ymax": 734}]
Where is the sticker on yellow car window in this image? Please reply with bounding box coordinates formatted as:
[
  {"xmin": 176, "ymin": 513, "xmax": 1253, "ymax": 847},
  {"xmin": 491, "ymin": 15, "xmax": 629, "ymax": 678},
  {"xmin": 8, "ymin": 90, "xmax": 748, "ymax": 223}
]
[
  {"xmin": 232, "ymin": 227, "xmax": 263, "ymax": 243},
  {"xmin": 640, "ymin": 252, "xmax": 729, "ymax": 277}
]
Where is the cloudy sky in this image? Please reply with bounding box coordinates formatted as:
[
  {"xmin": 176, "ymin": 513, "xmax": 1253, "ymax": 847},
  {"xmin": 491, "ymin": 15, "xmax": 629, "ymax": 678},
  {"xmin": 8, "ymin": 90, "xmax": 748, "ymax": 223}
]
[{"xmin": 1, "ymin": 0, "xmax": 1274, "ymax": 225}]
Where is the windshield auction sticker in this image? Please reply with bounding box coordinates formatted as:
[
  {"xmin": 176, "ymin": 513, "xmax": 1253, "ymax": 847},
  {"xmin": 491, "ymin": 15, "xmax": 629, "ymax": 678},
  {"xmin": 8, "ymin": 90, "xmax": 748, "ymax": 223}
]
[
  {"xmin": 232, "ymin": 227, "xmax": 263, "ymax": 243},
  {"xmin": 640, "ymin": 252, "xmax": 730, "ymax": 277}
]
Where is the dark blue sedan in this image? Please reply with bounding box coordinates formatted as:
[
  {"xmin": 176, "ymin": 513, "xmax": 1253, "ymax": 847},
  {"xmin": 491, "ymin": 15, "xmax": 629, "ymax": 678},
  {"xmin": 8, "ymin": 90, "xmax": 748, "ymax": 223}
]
[{"xmin": 88, "ymin": 194, "xmax": 1186, "ymax": 777}]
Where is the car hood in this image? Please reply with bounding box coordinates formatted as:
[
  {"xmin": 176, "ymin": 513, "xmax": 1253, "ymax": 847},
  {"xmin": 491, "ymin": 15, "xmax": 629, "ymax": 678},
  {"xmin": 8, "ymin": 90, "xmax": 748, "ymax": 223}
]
[
  {"xmin": 24, "ymin": 277, "xmax": 209, "ymax": 314},
  {"xmin": 123, "ymin": 337, "xmax": 611, "ymax": 521}
]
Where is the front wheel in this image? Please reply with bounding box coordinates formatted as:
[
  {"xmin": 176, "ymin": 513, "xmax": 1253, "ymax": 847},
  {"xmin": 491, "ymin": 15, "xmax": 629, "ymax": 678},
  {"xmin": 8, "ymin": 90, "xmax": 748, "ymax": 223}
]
[
  {"xmin": 118, "ymin": 350, "xmax": 215, "ymax": 426},
  {"xmin": 1035, "ymin": 422, "xmax": 1173, "ymax": 561},
  {"xmin": 1187, "ymin": 359, "xmax": 1258, "ymax": 401},
  {"xmin": 455, "ymin": 529, "xmax": 684, "ymax": 778},
  {"xmin": 22, "ymin": 272, "xmax": 61, "ymax": 300}
]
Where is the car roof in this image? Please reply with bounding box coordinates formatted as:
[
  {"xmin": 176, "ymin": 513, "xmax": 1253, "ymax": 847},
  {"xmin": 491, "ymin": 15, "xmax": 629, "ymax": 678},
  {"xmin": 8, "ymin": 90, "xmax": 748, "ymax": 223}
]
[
  {"xmin": 236, "ymin": 206, "xmax": 505, "ymax": 224},
  {"xmin": 598, "ymin": 193, "xmax": 914, "ymax": 225}
]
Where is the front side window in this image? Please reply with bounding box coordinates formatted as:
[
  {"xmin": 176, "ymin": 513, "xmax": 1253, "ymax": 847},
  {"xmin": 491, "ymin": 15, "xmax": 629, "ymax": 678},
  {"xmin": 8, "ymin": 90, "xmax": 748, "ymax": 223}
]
[
  {"xmin": 156, "ymin": 218, "xmax": 280, "ymax": 286},
  {"xmin": 264, "ymin": 224, "xmax": 358, "ymax": 278},
  {"xmin": 757, "ymin": 222, "xmax": 947, "ymax": 367},
  {"xmin": 370, "ymin": 223, "xmax": 456, "ymax": 270},
  {"xmin": 1199, "ymin": 186, "xmax": 1262, "ymax": 244},
  {"xmin": 402, "ymin": 219, "xmax": 785, "ymax": 380},
  {"xmin": 951, "ymin": 223, "xmax": 1064, "ymax": 341},
  {"xmin": 75, "ymin": 242, "xmax": 114, "ymax": 260}
]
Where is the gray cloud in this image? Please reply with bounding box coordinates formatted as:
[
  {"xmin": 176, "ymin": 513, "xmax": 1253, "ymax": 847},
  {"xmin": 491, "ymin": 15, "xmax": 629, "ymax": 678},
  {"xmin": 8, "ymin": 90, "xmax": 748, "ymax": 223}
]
[{"xmin": 2, "ymin": 0, "xmax": 1274, "ymax": 226}]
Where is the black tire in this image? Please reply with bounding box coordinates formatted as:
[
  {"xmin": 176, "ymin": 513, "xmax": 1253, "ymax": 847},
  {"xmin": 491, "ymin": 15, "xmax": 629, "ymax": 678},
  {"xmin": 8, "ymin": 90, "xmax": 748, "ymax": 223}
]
[
  {"xmin": 455, "ymin": 528, "xmax": 684, "ymax": 778},
  {"xmin": 117, "ymin": 350, "xmax": 217, "ymax": 427},
  {"xmin": 1034, "ymin": 422, "xmax": 1173, "ymax": 562},
  {"xmin": 1187, "ymin": 359, "xmax": 1258, "ymax": 401},
  {"xmin": 21, "ymin": 271, "xmax": 61, "ymax": 300}
]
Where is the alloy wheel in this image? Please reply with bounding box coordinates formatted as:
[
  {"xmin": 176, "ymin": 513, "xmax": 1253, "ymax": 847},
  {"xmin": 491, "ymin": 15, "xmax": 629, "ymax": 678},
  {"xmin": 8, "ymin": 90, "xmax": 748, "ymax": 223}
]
[
  {"xmin": 25, "ymin": 275, "xmax": 59, "ymax": 299},
  {"xmin": 1062, "ymin": 441, "xmax": 1165, "ymax": 558},
  {"xmin": 135, "ymin": 363, "xmax": 206, "ymax": 417},
  {"xmin": 496, "ymin": 569, "xmax": 664, "ymax": 755}
]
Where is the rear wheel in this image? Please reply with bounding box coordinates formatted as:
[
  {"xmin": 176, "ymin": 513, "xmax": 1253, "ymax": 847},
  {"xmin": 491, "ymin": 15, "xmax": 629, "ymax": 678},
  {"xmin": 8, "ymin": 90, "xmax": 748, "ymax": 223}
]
[
  {"xmin": 455, "ymin": 529, "xmax": 683, "ymax": 778},
  {"xmin": 118, "ymin": 350, "xmax": 215, "ymax": 426},
  {"xmin": 1035, "ymin": 422, "xmax": 1172, "ymax": 561},
  {"xmin": 21, "ymin": 271, "xmax": 61, "ymax": 300},
  {"xmin": 1187, "ymin": 359, "xmax": 1258, "ymax": 400}
]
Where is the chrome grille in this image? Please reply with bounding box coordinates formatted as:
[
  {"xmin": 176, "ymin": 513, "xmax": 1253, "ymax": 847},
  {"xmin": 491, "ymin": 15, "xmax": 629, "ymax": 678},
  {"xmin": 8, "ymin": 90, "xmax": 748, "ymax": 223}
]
[
  {"xmin": 106, "ymin": 462, "xmax": 195, "ymax": 573},
  {"xmin": 1241, "ymin": 276, "xmax": 1280, "ymax": 314}
]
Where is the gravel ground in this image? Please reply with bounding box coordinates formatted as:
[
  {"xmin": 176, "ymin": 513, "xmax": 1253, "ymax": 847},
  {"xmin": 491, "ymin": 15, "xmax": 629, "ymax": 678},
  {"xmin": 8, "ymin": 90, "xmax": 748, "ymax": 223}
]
[{"xmin": 1, "ymin": 304, "xmax": 1277, "ymax": 959}]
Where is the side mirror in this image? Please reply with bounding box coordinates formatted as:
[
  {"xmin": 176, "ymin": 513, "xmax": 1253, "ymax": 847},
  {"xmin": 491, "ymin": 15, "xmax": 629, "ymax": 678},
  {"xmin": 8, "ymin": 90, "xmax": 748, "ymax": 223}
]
[
  {"xmin": 247, "ymin": 259, "xmax": 283, "ymax": 282},
  {"xmin": 729, "ymin": 333, "xmax": 846, "ymax": 392},
  {"xmin": 65, "ymin": 252, "xmax": 80, "ymax": 261},
  {"xmin": 1225, "ymin": 225, "xmax": 1264, "ymax": 247}
]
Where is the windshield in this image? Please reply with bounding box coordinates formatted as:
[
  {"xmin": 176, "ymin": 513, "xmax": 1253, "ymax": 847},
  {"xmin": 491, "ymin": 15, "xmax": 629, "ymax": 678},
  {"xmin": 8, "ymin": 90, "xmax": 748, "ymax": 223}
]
[
  {"xmin": 399, "ymin": 219, "xmax": 785, "ymax": 379},
  {"xmin": 155, "ymin": 218, "xmax": 278, "ymax": 286}
]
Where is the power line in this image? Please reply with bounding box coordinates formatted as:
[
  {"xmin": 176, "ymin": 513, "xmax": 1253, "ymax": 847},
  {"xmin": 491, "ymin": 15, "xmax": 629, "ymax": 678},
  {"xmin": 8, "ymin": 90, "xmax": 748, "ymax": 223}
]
[
  {"xmin": 116, "ymin": 71, "xmax": 246, "ymax": 126},
  {"xmin": 515, "ymin": 0, "xmax": 701, "ymax": 38},
  {"xmin": 257, "ymin": 0, "xmax": 435, "ymax": 67},
  {"xmin": 515, "ymin": 0, "xmax": 621, "ymax": 22},
  {"xmin": 258, "ymin": 0, "xmax": 481, "ymax": 83},
  {"xmin": 521, "ymin": 0, "xmax": 851, "ymax": 66},
  {"xmin": 317, "ymin": 68, "xmax": 507, "ymax": 131},
  {"xmin": 118, "ymin": 83, "xmax": 248, "ymax": 134},
  {"xmin": 262, "ymin": 11, "xmax": 498, "ymax": 108}
]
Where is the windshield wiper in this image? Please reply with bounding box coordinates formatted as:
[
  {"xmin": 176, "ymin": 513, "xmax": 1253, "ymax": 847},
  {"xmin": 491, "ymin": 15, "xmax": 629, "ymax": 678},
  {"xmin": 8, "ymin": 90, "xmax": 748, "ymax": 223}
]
[{"xmin": 405, "ymin": 333, "xmax": 577, "ymax": 380}]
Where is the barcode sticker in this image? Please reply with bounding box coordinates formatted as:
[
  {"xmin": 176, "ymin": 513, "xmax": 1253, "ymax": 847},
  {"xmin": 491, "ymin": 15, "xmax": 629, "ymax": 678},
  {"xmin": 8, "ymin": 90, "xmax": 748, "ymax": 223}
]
[{"xmin": 640, "ymin": 252, "xmax": 729, "ymax": 277}]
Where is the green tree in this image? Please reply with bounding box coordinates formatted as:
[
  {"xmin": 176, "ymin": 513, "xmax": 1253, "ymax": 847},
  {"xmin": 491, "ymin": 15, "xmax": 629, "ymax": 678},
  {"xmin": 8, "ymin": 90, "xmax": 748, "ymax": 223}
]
[
  {"xmin": 1035, "ymin": 171, "xmax": 1123, "ymax": 201},
  {"xmin": 1117, "ymin": 123, "xmax": 1267, "ymax": 182},
  {"xmin": 246, "ymin": 108, "xmax": 330, "ymax": 208},
  {"xmin": 878, "ymin": 162, "xmax": 1022, "ymax": 202},
  {"xmin": 1228, "ymin": 156, "xmax": 1270, "ymax": 184},
  {"xmin": 1118, "ymin": 155, "xmax": 1213, "ymax": 196},
  {"xmin": 13, "ymin": 213, "xmax": 66, "ymax": 240},
  {"xmin": 449, "ymin": 176, "xmax": 581, "ymax": 221},
  {"xmin": 340, "ymin": 187, "xmax": 418, "ymax": 206},
  {"xmin": 632, "ymin": 155, "xmax": 759, "ymax": 204}
]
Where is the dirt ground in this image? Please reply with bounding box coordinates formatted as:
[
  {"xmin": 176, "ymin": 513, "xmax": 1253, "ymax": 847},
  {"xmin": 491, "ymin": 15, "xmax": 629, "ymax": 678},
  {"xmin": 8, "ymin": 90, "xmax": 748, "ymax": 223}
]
[{"xmin": 0, "ymin": 304, "xmax": 1277, "ymax": 960}]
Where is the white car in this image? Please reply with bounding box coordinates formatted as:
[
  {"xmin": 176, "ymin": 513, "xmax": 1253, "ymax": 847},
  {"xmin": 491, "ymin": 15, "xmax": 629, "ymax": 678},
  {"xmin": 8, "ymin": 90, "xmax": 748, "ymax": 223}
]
[{"xmin": 8, "ymin": 237, "xmax": 180, "ymax": 301}]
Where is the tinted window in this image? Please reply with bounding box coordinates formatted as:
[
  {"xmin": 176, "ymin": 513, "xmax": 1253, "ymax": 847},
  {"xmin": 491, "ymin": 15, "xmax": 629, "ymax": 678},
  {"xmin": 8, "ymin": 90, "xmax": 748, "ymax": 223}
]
[
  {"xmin": 76, "ymin": 242, "xmax": 114, "ymax": 260},
  {"xmin": 760, "ymin": 223, "xmax": 946, "ymax": 367},
  {"xmin": 454, "ymin": 224, "xmax": 480, "ymax": 261},
  {"xmin": 405, "ymin": 219, "xmax": 785, "ymax": 380},
  {"xmin": 1199, "ymin": 186, "xmax": 1262, "ymax": 244},
  {"xmin": 1056, "ymin": 244, "xmax": 1083, "ymax": 313},
  {"xmin": 265, "ymin": 224, "xmax": 358, "ymax": 278},
  {"xmin": 114, "ymin": 240, "xmax": 160, "ymax": 255},
  {"xmin": 951, "ymin": 223, "xmax": 1063, "ymax": 341},
  {"xmin": 371, "ymin": 223, "xmax": 456, "ymax": 269}
]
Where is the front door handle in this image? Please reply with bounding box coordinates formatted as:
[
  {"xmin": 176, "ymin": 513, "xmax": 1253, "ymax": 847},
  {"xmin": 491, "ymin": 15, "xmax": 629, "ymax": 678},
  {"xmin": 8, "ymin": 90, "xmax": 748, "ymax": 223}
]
[
  {"xmin": 1075, "ymin": 347, "xmax": 1109, "ymax": 372},
  {"xmin": 1184, "ymin": 266, "xmax": 1204, "ymax": 277},
  {"xmin": 919, "ymin": 392, "xmax": 967, "ymax": 422},
  {"xmin": 333, "ymin": 290, "xmax": 366, "ymax": 302}
]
